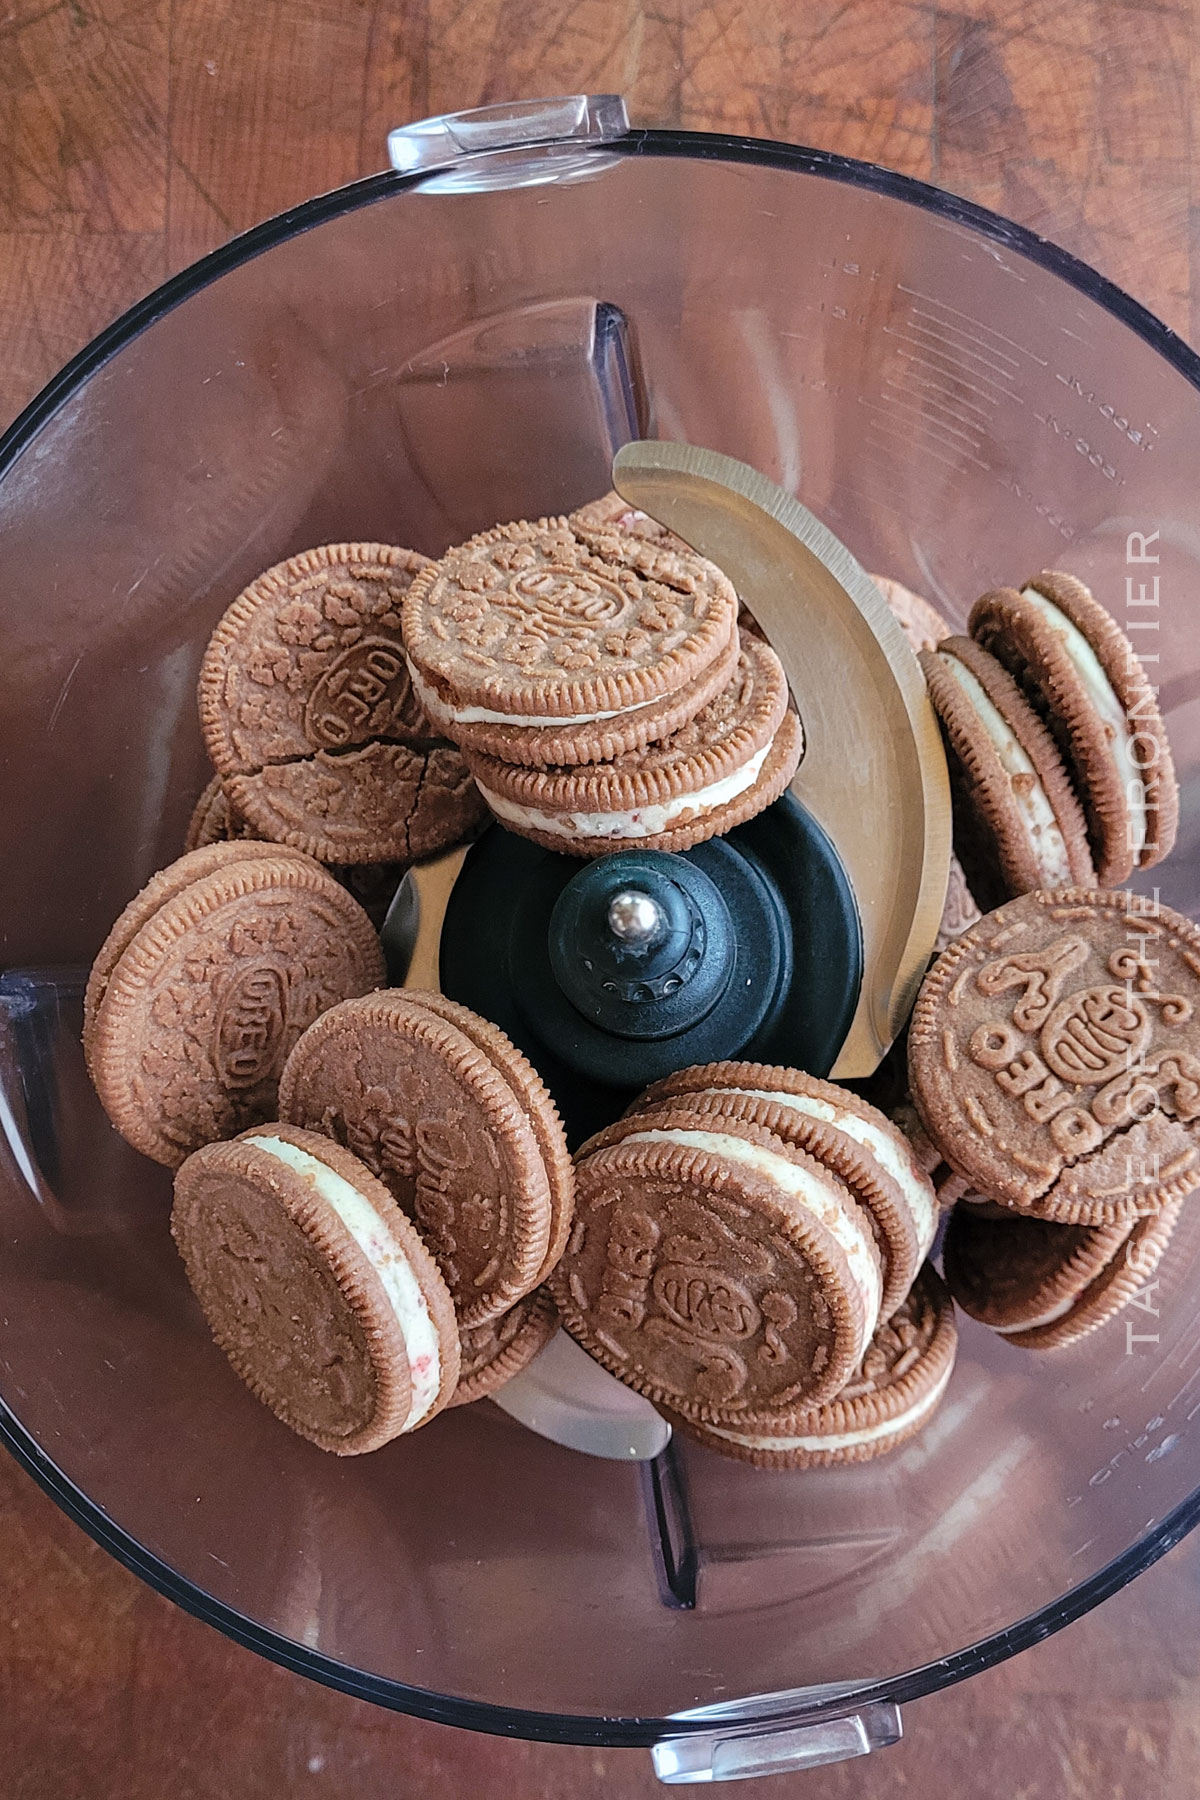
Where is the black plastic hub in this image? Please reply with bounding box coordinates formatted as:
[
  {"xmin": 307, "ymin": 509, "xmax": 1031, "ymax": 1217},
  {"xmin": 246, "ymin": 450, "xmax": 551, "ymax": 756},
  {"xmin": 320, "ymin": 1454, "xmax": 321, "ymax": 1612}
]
[
  {"xmin": 548, "ymin": 851, "xmax": 730, "ymax": 1039},
  {"xmin": 438, "ymin": 794, "xmax": 863, "ymax": 1148}
]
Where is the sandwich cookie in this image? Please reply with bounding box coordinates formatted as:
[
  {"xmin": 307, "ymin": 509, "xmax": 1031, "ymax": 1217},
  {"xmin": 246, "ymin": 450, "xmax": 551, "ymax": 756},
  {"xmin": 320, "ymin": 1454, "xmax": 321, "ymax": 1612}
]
[
  {"xmin": 636, "ymin": 1062, "xmax": 939, "ymax": 1321},
  {"xmin": 172, "ymin": 1124, "xmax": 460, "ymax": 1454},
  {"xmin": 200, "ymin": 543, "xmax": 486, "ymax": 863},
  {"xmin": 462, "ymin": 632, "xmax": 802, "ymax": 857},
  {"xmin": 86, "ymin": 848, "xmax": 384, "ymax": 1166},
  {"xmin": 402, "ymin": 516, "xmax": 739, "ymax": 768},
  {"xmin": 663, "ymin": 1267, "xmax": 957, "ymax": 1468},
  {"xmin": 943, "ymin": 1199, "xmax": 1183, "ymax": 1350},
  {"xmin": 552, "ymin": 1104, "xmax": 884, "ymax": 1425},
  {"xmin": 448, "ymin": 1286, "xmax": 559, "ymax": 1408},
  {"xmin": 969, "ymin": 571, "xmax": 1178, "ymax": 883},
  {"xmin": 920, "ymin": 635, "xmax": 1095, "ymax": 908},
  {"xmin": 869, "ymin": 573, "xmax": 953, "ymax": 655},
  {"xmin": 908, "ymin": 888, "xmax": 1200, "ymax": 1224},
  {"xmin": 278, "ymin": 990, "xmax": 573, "ymax": 1327}
]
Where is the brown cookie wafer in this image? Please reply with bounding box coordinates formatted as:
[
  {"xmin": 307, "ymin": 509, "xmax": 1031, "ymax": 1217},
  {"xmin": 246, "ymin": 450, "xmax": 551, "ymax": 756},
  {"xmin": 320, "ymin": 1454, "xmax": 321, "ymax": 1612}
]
[
  {"xmin": 868, "ymin": 573, "xmax": 953, "ymax": 655},
  {"xmin": 463, "ymin": 632, "xmax": 801, "ymax": 857},
  {"xmin": 553, "ymin": 1104, "xmax": 884, "ymax": 1425},
  {"xmin": 83, "ymin": 840, "xmax": 319, "ymax": 1064},
  {"xmin": 448, "ymin": 1286, "xmax": 559, "ymax": 1408},
  {"xmin": 568, "ymin": 491, "xmax": 692, "ymax": 555},
  {"xmin": 402, "ymin": 515, "xmax": 739, "ymax": 767},
  {"xmin": 631, "ymin": 1061, "xmax": 938, "ymax": 1320},
  {"xmin": 88, "ymin": 855, "xmax": 385, "ymax": 1166},
  {"xmin": 943, "ymin": 1198, "xmax": 1182, "ymax": 1350},
  {"xmin": 224, "ymin": 739, "xmax": 487, "ymax": 866},
  {"xmin": 184, "ymin": 775, "xmax": 252, "ymax": 851},
  {"xmin": 969, "ymin": 571, "xmax": 1178, "ymax": 883},
  {"xmin": 935, "ymin": 853, "xmax": 983, "ymax": 954},
  {"xmin": 184, "ymin": 775, "xmax": 410, "ymax": 929},
  {"xmin": 278, "ymin": 991, "xmax": 564, "ymax": 1327},
  {"xmin": 908, "ymin": 887, "xmax": 1200, "ymax": 1224},
  {"xmin": 921, "ymin": 636, "xmax": 1095, "ymax": 909},
  {"xmin": 173, "ymin": 1123, "xmax": 460, "ymax": 1454},
  {"xmin": 663, "ymin": 1266, "xmax": 956, "ymax": 1468},
  {"xmin": 199, "ymin": 543, "xmax": 484, "ymax": 863}
]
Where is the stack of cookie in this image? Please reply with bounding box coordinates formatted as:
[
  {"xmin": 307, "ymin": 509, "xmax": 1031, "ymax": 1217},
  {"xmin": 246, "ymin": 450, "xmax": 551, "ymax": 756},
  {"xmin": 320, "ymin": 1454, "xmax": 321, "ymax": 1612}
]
[
  {"xmin": 908, "ymin": 887, "xmax": 1198, "ymax": 1349},
  {"xmin": 400, "ymin": 496, "xmax": 803, "ymax": 857},
  {"xmin": 921, "ymin": 570, "xmax": 1177, "ymax": 911},
  {"xmin": 189, "ymin": 542, "xmax": 488, "ymax": 921},
  {"xmin": 552, "ymin": 1062, "xmax": 955, "ymax": 1466},
  {"xmin": 171, "ymin": 989, "xmax": 574, "ymax": 1454}
]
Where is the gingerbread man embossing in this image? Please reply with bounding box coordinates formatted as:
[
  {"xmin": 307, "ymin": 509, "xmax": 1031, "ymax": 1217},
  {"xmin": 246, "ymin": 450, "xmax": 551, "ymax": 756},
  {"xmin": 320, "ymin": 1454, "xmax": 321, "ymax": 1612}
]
[{"xmin": 975, "ymin": 937, "xmax": 1090, "ymax": 1029}]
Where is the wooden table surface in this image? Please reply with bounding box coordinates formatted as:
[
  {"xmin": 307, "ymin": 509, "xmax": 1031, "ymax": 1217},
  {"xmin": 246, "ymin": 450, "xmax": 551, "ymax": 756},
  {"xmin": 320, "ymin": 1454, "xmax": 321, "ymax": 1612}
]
[{"xmin": 3, "ymin": 2, "xmax": 1200, "ymax": 1794}]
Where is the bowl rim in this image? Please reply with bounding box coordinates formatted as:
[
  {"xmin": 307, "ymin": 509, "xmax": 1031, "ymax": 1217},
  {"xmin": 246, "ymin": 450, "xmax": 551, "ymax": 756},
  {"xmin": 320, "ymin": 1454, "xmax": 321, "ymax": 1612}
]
[{"xmin": 2, "ymin": 124, "xmax": 1199, "ymax": 1749}]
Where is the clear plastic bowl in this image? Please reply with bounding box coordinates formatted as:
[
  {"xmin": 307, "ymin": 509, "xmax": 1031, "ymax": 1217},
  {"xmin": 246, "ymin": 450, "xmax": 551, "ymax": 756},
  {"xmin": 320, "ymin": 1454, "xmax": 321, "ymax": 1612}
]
[{"xmin": 2, "ymin": 99, "xmax": 1199, "ymax": 1780}]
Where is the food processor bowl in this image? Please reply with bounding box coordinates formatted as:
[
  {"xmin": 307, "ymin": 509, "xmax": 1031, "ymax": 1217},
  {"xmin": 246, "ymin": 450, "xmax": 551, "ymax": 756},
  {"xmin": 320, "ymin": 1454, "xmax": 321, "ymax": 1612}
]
[{"xmin": 2, "ymin": 97, "xmax": 1200, "ymax": 1781}]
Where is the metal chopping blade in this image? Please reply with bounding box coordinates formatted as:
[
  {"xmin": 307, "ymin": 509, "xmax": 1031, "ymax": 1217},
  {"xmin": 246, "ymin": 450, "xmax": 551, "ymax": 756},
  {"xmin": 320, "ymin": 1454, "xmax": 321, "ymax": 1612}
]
[{"xmin": 611, "ymin": 440, "xmax": 951, "ymax": 1078}]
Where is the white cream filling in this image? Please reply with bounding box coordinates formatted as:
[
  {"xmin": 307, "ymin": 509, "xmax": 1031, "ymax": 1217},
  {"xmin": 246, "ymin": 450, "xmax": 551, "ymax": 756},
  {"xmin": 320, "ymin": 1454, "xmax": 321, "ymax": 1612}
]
[
  {"xmin": 478, "ymin": 745, "xmax": 771, "ymax": 842},
  {"xmin": 620, "ymin": 1128, "xmax": 881, "ymax": 1340},
  {"xmin": 409, "ymin": 661, "xmax": 658, "ymax": 729},
  {"xmin": 245, "ymin": 1135, "xmax": 441, "ymax": 1431},
  {"xmin": 939, "ymin": 652, "xmax": 1073, "ymax": 883},
  {"xmin": 994, "ymin": 1288, "xmax": 1078, "ymax": 1334},
  {"xmin": 708, "ymin": 1360, "xmax": 951, "ymax": 1453},
  {"xmin": 725, "ymin": 1089, "xmax": 938, "ymax": 1260},
  {"xmin": 1022, "ymin": 587, "xmax": 1148, "ymax": 859}
]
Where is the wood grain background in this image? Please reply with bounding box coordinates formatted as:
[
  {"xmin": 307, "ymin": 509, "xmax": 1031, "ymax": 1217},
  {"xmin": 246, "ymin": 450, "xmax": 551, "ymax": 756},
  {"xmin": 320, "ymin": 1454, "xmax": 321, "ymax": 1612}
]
[{"xmin": 3, "ymin": 2, "xmax": 1200, "ymax": 1794}]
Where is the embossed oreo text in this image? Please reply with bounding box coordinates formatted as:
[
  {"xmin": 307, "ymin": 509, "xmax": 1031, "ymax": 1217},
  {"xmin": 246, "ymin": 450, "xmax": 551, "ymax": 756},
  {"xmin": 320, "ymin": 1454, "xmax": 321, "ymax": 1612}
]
[
  {"xmin": 304, "ymin": 637, "xmax": 416, "ymax": 748},
  {"xmin": 214, "ymin": 965, "xmax": 288, "ymax": 1088},
  {"xmin": 967, "ymin": 931, "xmax": 1199, "ymax": 1151}
]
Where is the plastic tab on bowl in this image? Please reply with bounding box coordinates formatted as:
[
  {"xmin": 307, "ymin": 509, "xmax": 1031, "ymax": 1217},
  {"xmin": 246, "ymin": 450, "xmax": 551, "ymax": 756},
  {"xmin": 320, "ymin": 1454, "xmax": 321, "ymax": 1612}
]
[
  {"xmin": 387, "ymin": 95, "xmax": 629, "ymax": 190},
  {"xmin": 651, "ymin": 1683, "xmax": 902, "ymax": 1783},
  {"xmin": 491, "ymin": 1328, "xmax": 672, "ymax": 1462}
]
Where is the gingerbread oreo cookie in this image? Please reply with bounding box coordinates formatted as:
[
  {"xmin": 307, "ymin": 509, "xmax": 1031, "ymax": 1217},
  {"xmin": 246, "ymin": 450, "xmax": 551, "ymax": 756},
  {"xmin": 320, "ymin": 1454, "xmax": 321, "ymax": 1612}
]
[
  {"xmin": 200, "ymin": 543, "xmax": 486, "ymax": 863},
  {"xmin": 173, "ymin": 1124, "xmax": 460, "ymax": 1453},
  {"xmin": 278, "ymin": 990, "xmax": 573, "ymax": 1327},
  {"xmin": 869, "ymin": 574, "xmax": 953, "ymax": 655},
  {"xmin": 943, "ymin": 1198, "xmax": 1182, "ymax": 1350},
  {"xmin": 921, "ymin": 636, "xmax": 1095, "ymax": 907},
  {"xmin": 448, "ymin": 1287, "xmax": 559, "ymax": 1408},
  {"xmin": 463, "ymin": 632, "xmax": 801, "ymax": 856},
  {"xmin": 909, "ymin": 888, "xmax": 1200, "ymax": 1224},
  {"xmin": 87, "ymin": 851, "xmax": 385, "ymax": 1166},
  {"xmin": 636, "ymin": 1062, "xmax": 938, "ymax": 1321},
  {"xmin": 553, "ymin": 1104, "xmax": 884, "ymax": 1425},
  {"xmin": 665, "ymin": 1267, "xmax": 957, "ymax": 1467},
  {"xmin": 402, "ymin": 516, "xmax": 739, "ymax": 767},
  {"xmin": 969, "ymin": 571, "xmax": 1178, "ymax": 883}
]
